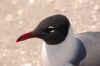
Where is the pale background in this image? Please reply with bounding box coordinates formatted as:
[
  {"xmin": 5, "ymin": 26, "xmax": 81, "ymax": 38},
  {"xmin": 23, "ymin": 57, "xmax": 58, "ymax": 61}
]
[{"xmin": 0, "ymin": 0, "xmax": 100, "ymax": 66}]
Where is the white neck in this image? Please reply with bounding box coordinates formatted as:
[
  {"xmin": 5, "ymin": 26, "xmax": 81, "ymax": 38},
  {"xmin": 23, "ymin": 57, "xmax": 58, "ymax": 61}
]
[{"xmin": 42, "ymin": 26, "xmax": 77, "ymax": 66}]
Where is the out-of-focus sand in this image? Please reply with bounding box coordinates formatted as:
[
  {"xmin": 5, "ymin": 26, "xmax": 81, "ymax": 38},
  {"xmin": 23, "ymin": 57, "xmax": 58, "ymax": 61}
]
[{"xmin": 0, "ymin": 0, "xmax": 100, "ymax": 66}]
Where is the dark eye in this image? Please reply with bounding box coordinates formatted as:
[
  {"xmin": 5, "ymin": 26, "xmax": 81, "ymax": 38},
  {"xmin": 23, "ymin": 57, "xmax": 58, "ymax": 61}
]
[{"xmin": 46, "ymin": 26, "xmax": 55, "ymax": 33}]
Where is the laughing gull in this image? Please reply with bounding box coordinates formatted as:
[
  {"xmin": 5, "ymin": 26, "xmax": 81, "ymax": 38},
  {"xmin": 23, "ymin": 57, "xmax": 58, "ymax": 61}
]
[{"xmin": 16, "ymin": 14, "xmax": 100, "ymax": 66}]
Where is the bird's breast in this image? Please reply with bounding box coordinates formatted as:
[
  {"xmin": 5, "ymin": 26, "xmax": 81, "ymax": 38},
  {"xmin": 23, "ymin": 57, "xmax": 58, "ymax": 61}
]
[{"xmin": 42, "ymin": 40, "xmax": 79, "ymax": 66}]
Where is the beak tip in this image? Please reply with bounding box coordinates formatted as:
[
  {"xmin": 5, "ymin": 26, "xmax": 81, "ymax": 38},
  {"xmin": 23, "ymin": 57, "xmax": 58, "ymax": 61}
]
[
  {"xmin": 16, "ymin": 38, "xmax": 20, "ymax": 43},
  {"xmin": 16, "ymin": 40, "xmax": 19, "ymax": 42}
]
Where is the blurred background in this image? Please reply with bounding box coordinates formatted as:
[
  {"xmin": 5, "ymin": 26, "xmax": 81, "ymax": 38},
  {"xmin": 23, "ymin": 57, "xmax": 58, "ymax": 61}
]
[{"xmin": 0, "ymin": 0, "xmax": 100, "ymax": 66}]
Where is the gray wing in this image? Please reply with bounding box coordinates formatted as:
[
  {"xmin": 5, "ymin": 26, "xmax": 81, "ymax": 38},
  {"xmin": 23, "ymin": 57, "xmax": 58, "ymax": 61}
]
[
  {"xmin": 76, "ymin": 32, "xmax": 100, "ymax": 66},
  {"xmin": 70, "ymin": 38, "xmax": 86, "ymax": 66}
]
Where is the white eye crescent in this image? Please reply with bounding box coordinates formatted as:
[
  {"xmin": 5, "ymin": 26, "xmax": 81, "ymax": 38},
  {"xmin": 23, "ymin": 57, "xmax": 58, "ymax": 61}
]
[{"xmin": 48, "ymin": 26, "xmax": 55, "ymax": 32}]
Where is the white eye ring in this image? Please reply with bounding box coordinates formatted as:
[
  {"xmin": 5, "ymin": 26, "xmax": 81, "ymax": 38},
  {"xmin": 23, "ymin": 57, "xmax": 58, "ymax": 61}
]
[
  {"xmin": 49, "ymin": 26, "xmax": 54, "ymax": 29},
  {"xmin": 48, "ymin": 26, "xmax": 55, "ymax": 32},
  {"xmin": 50, "ymin": 29, "xmax": 55, "ymax": 32}
]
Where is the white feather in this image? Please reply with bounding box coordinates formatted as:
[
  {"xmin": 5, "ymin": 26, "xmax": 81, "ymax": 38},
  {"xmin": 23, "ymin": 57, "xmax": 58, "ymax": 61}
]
[{"xmin": 42, "ymin": 26, "xmax": 80, "ymax": 66}]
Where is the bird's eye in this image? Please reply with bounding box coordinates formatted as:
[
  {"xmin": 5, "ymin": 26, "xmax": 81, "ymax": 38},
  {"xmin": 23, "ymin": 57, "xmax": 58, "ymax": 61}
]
[{"xmin": 46, "ymin": 26, "xmax": 55, "ymax": 33}]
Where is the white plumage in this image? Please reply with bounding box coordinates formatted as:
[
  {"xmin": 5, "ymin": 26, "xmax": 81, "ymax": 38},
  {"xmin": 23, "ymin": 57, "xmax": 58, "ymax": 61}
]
[{"xmin": 42, "ymin": 26, "xmax": 86, "ymax": 66}]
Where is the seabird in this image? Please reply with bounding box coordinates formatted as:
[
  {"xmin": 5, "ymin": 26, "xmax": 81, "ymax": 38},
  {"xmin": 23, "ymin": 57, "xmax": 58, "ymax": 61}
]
[{"xmin": 16, "ymin": 14, "xmax": 100, "ymax": 66}]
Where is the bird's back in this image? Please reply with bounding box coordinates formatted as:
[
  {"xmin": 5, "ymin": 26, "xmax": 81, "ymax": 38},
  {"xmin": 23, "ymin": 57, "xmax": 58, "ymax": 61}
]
[{"xmin": 76, "ymin": 32, "xmax": 100, "ymax": 66}]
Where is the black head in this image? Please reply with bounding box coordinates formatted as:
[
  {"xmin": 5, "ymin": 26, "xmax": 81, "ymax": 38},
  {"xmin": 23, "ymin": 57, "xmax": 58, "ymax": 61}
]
[
  {"xmin": 16, "ymin": 14, "xmax": 70, "ymax": 45},
  {"xmin": 32, "ymin": 14, "xmax": 70, "ymax": 45}
]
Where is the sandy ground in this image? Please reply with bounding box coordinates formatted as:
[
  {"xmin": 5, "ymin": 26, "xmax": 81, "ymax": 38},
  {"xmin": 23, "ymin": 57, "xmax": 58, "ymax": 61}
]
[{"xmin": 0, "ymin": 0, "xmax": 100, "ymax": 66}]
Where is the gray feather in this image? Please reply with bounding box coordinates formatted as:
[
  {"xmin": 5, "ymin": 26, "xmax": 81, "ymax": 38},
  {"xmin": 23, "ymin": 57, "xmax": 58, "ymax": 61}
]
[{"xmin": 76, "ymin": 32, "xmax": 100, "ymax": 66}]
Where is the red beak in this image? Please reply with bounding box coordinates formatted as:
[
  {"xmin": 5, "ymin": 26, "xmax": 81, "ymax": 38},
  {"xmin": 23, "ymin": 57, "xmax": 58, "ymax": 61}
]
[{"xmin": 16, "ymin": 31, "xmax": 36, "ymax": 42}]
